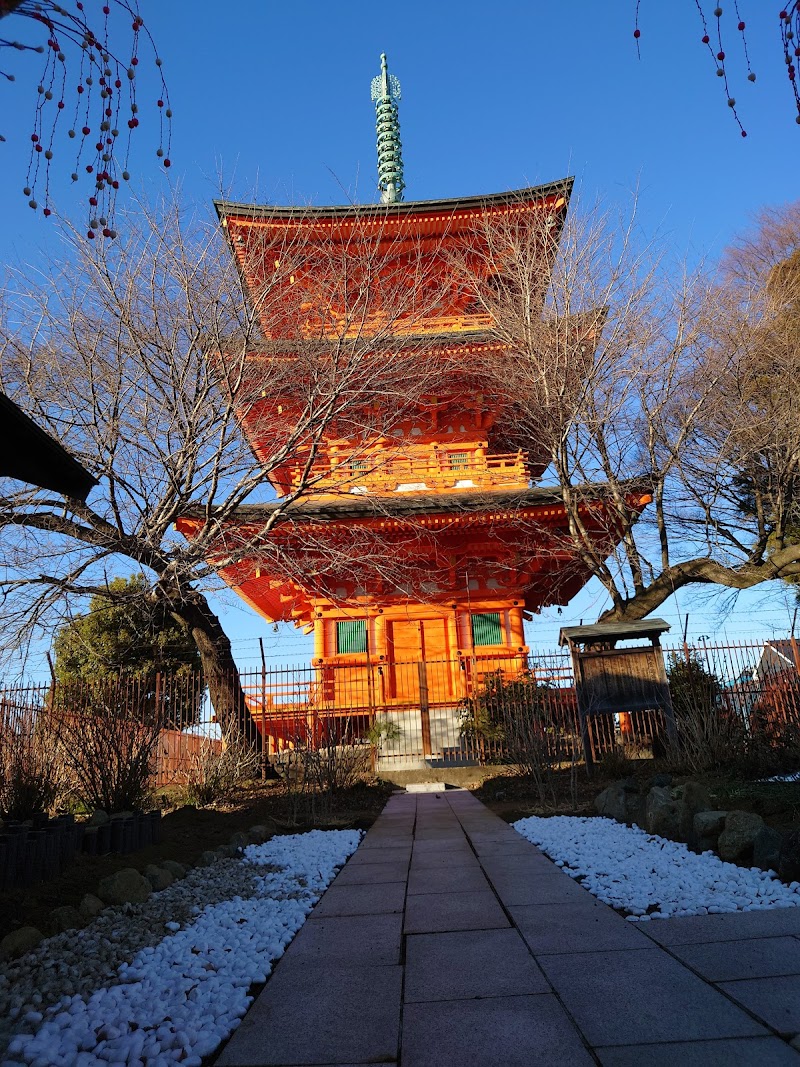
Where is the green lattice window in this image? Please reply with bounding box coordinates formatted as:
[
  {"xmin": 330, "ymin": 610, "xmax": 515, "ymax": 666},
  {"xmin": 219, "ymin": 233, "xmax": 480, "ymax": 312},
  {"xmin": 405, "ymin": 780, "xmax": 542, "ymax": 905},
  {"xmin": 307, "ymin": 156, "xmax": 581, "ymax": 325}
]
[
  {"xmin": 471, "ymin": 612, "xmax": 503, "ymax": 647},
  {"xmin": 349, "ymin": 458, "xmax": 368, "ymax": 472},
  {"xmin": 449, "ymin": 451, "xmax": 469, "ymax": 471},
  {"xmin": 336, "ymin": 619, "xmax": 368, "ymax": 654}
]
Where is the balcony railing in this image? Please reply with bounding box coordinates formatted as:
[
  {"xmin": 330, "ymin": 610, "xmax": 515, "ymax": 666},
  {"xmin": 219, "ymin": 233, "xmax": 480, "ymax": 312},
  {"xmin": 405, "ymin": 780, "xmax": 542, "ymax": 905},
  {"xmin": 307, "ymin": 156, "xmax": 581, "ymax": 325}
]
[{"xmin": 288, "ymin": 450, "xmax": 531, "ymax": 495}]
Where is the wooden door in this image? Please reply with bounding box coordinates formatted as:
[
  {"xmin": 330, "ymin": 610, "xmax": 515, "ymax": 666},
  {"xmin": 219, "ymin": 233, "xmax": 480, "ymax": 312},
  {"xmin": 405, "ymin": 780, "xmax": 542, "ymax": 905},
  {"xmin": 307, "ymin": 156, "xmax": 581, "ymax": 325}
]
[{"xmin": 387, "ymin": 619, "xmax": 422, "ymax": 703}]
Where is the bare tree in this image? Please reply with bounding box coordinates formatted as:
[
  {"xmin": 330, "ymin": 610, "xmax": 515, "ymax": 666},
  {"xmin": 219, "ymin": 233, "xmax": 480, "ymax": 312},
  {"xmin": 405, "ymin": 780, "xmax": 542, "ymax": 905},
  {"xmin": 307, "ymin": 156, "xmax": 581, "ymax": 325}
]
[
  {"xmin": 453, "ymin": 193, "xmax": 800, "ymax": 622},
  {"xmin": 0, "ymin": 193, "xmax": 444, "ymax": 740},
  {"xmin": 1, "ymin": 0, "xmax": 169, "ymax": 233}
]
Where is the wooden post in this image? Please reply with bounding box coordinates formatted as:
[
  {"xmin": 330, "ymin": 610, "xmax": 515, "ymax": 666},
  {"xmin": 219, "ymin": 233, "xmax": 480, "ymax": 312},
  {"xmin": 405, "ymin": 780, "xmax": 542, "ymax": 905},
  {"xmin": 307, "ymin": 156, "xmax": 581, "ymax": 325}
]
[
  {"xmin": 418, "ymin": 660, "xmax": 432, "ymax": 758},
  {"xmin": 259, "ymin": 638, "xmax": 267, "ymax": 781}
]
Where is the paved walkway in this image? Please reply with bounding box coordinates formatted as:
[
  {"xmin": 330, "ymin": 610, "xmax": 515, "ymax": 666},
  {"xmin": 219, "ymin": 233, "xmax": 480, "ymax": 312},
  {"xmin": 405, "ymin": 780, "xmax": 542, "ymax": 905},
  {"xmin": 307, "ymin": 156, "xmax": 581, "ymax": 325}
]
[{"xmin": 217, "ymin": 789, "xmax": 800, "ymax": 1066}]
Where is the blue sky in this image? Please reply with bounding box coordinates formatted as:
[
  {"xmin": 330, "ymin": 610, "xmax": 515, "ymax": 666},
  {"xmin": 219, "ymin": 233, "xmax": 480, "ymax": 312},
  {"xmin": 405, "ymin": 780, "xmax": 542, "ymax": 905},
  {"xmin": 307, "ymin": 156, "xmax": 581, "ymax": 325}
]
[{"xmin": 1, "ymin": 1, "xmax": 799, "ymax": 673}]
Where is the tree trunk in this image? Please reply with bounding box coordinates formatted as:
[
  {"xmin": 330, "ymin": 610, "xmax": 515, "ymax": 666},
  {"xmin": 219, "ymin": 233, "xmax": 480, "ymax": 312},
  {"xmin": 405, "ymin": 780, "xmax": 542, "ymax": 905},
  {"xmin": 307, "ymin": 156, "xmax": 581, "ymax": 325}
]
[{"xmin": 169, "ymin": 590, "xmax": 269, "ymax": 760}]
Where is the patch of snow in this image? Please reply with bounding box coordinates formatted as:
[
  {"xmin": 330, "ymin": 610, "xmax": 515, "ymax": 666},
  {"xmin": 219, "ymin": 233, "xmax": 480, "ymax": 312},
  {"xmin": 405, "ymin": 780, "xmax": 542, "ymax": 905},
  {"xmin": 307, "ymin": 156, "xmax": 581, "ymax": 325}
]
[
  {"xmin": 6, "ymin": 829, "xmax": 360, "ymax": 1067},
  {"xmin": 761, "ymin": 771, "xmax": 800, "ymax": 783},
  {"xmin": 513, "ymin": 815, "xmax": 800, "ymax": 921},
  {"xmin": 395, "ymin": 482, "xmax": 427, "ymax": 492}
]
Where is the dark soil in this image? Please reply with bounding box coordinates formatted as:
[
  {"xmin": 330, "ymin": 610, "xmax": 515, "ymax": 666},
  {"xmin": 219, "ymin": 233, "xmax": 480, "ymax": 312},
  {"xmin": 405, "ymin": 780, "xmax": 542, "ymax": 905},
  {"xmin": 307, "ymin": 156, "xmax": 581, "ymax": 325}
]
[{"xmin": 0, "ymin": 778, "xmax": 394, "ymax": 942}]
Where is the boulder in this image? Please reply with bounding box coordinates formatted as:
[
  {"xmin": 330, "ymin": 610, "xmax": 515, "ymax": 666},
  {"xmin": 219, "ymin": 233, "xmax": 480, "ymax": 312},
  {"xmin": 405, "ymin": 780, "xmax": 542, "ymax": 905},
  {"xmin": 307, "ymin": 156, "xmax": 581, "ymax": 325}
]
[
  {"xmin": 673, "ymin": 781, "xmax": 713, "ymax": 840},
  {"xmin": 693, "ymin": 810, "xmax": 728, "ymax": 851},
  {"xmin": 645, "ymin": 786, "xmax": 681, "ymax": 839},
  {"xmin": 717, "ymin": 811, "xmax": 765, "ymax": 863},
  {"xmin": 87, "ymin": 809, "xmax": 109, "ymax": 827},
  {"xmin": 594, "ymin": 783, "xmax": 627, "ymax": 822},
  {"xmin": 247, "ymin": 825, "xmax": 272, "ymax": 845},
  {"xmin": 144, "ymin": 864, "xmax": 174, "ymax": 891},
  {"xmin": 97, "ymin": 867, "xmax": 151, "ymax": 906},
  {"xmin": 197, "ymin": 850, "xmax": 219, "ymax": 867},
  {"xmin": 0, "ymin": 927, "xmax": 44, "ymax": 959},
  {"xmin": 648, "ymin": 773, "xmax": 673, "ymax": 790},
  {"xmin": 78, "ymin": 893, "xmax": 106, "ymax": 920},
  {"xmin": 778, "ymin": 831, "xmax": 800, "ymax": 883},
  {"xmin": 753, "ymin": 826, "xmax": 784, "ymax": 873},
  {"xmin": 228, "ymin": 832, "xmax": 250, "ymax": 853},
  {"xmin": 159, "ymin": 860, "xmax": 187, "ymax": 879},
  {"xmin": 50, "ymin": 906, "xmax": 81, "ymax": 933}
]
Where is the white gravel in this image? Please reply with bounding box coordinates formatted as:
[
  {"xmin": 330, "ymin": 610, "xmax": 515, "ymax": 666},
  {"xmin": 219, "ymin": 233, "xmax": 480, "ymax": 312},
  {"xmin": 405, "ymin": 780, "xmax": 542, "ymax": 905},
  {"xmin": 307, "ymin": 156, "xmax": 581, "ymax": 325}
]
[
  {"xmin": 514, "ymin": 815, "xmax": 800, "ymax": 921},
  {"xmin": 1, "ymin": 829, "xmax": 360, "ymax": 1067}
]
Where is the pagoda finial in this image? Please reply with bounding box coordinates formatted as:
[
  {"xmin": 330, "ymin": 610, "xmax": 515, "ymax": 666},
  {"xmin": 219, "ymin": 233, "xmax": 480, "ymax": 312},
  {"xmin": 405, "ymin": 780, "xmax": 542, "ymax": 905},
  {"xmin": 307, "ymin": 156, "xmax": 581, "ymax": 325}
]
[{"xmin": 370, "ymin": 52, "xmax": 404, "ymax": 204}]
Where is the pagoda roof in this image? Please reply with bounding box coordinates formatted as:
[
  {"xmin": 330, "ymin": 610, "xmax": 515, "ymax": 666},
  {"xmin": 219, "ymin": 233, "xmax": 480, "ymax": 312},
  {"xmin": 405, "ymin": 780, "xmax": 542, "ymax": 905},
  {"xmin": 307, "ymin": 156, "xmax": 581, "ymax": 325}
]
[
  {"xmin": 214, "ymin": 178, "xmax": 574, "ymax": 224},
  {"xmin": 181, "ymin": 480, "xmax": 651, "ymax": 526}
]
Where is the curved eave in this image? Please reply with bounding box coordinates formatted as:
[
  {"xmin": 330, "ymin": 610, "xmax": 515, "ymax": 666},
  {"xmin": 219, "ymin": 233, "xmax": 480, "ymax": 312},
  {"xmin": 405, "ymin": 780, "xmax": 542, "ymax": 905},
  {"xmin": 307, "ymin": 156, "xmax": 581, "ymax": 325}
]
[
  {"xmin": 178, "ymin": 482, "xmax": 652, "ymax": 530},
  {"xmin": 214, "ymin": 178, "xmax": 574, "ymax": 225}
]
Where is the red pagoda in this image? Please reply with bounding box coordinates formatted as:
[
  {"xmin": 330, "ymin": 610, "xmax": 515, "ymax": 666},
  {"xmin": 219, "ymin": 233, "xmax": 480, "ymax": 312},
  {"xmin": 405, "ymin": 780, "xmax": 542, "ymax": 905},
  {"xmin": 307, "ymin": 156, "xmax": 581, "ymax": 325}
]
[{"xmin": 177, "ymin": 56, "xmax": 649, "ymax": 758}]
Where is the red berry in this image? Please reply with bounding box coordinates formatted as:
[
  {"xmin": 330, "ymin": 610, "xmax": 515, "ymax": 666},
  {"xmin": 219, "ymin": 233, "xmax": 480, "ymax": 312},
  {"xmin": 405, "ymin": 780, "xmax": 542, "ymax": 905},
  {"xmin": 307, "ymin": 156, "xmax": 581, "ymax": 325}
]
[
  {"xmin": 131, "ymin": 57, "xmax": 139, "ymax": 66},
  {"xmin": 87, "ymin": 231, "xmax": 95, "ymax": 239},
  {"xmin": 717, "ymin": 51, "xmax": 725, "ymax": 61},
  {"xmin": 702, "ymin": 35, "xmax": 710, "ymax": 44},
  {"xmin": 163, "ymin": 159, "xmax": 171, "ymax": 168},
  {"xmin": 89, "ymin": 196, "xmax": 98, "ymax": 206},
  {"xmin": 633, "ymin": 28, "xmax": 640, "ymax": 38},
  {"xmin": 57, "ymin": 100, "xmax": 64, "ymax": 109},
  {"xmin": 86, "ymin": 164, "xmax": 93, "ymax": 173},
  {"xmin": 102, "ymin": 5, "xmax": 109, "ymax": 13},
  {"xmin": 82, "ymin": 126, "xmax": 90, "ymax": 135},
  {"xmin": 35, "ymin": 144, "xmax": 42, "ymax": 153},
  {"xmin": 43, "ymin": 208, "xmax": 51, "ymax": 217},
  {"xmin": 112, "ymin": 180, "xmax": 119, "ymax": 189},
  {"xmin": 157, "ymin": 99, "xmax": 164, "ymax": 107},
  {"xmin": 31, "ymin": 133, "xmax": 38, "ymax": 142},
  {"xmin": 738, "ymin": 21, "xmax": 745, "ymax": 30},
  {"xmin": 102, "ymin": 228, "xmax": 112, "ymax": 237}
]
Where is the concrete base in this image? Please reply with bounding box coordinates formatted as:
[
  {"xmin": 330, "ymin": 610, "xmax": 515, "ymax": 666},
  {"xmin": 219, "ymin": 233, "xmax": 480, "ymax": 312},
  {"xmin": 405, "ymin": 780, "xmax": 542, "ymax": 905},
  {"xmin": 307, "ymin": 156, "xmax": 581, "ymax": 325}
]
[
  {"xmin": 406, "ymin": 782, "xmax": 447, "ymax": 793},
  {"xmin": 377, "ymin": 765, "xmax": 503, "ymax": 789}
]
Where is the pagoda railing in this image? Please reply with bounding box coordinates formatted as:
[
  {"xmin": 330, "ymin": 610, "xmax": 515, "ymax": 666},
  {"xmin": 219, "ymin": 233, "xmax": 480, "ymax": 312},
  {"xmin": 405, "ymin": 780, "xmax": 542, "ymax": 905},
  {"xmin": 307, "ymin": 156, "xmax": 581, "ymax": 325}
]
[{"xmin": 288, "ymin": 450, "xmax": 531, "ymax": 495}]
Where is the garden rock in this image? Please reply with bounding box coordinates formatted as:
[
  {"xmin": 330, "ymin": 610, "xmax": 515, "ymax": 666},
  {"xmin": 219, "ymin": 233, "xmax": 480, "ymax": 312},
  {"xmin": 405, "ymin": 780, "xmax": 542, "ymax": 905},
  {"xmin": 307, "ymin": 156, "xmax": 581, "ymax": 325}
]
[
  {"xmin": 160, "ymin": 860, "xmax": 187, "ymax": 879},
  {"xmin": 87, "ymin": 809, "xmax": 109, "ymax": 827},
  {"xmin": 50, "ymin": 905, "xmax": 82, "ymax": 933},
  {"xmin": 144, "ymin": 864, "xmax": 175, "ymax": 891},
  {"xmin": 594, "ymin": 783, "xmax": 627, "ymax": 822},
  {"xmin": 198, "ymin": 850, "xmax": 219, "ymax": 867},
  {"xmin": 693, "ymin": 810, "xmax": 728, "ymax": 851},
  {"xmin": 645, "ymin": 786, "xmax": 682, "ymax": 839},
  {"xmin": 0, "ymin": 926, "xmax": 43, "ymax": 959},
  {"xmin": 648, "ymin": 772, "xmax": 672, "ymax": 789},
  {"xmin": 79, "ymin": 894, "xmax": 106, "ymax": 920},
  {"xmin": 228, "ymin": 832, "xmax": 250, "ymax": 853},
  {"xmin": 247, "ymin": 824, "xmax": 272, "ymax": 844},
  {"xmin": 717, "ymin": 811, "xmax": 765, "ymax": 863},
  {"xmin": 97, "ymin": 867, "xmax": 151, "ymax": 906},
  {"xmin": 673, "ymin": 781, "xmax": 712, "ymax": 839},
  {"xmin": 778, "ymin": 831, "xmax": 800, "ymax": 883},
  {"xmin": 753, "ymin": 826, "xmax": 784, "ymax": 872}
]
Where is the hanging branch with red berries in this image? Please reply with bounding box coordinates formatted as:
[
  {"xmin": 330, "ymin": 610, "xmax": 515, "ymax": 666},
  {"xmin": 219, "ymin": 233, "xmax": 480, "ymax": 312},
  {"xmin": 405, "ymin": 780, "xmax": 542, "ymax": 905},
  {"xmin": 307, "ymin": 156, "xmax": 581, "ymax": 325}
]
[
  {"xmin": 633, "ymin": 2, "xmax": 800, "ymax": 136},
  {"xmin": 0, "ymin": 0, "xmax": 171, "ymax": 238}
]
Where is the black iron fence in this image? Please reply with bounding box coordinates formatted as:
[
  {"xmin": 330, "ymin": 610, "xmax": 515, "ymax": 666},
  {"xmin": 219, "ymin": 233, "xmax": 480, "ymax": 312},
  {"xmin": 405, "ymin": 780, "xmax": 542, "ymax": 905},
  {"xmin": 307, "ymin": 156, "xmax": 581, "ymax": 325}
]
[{"xmin": 0, "ymin": 640, "xmax": 798, "ymax": 781}]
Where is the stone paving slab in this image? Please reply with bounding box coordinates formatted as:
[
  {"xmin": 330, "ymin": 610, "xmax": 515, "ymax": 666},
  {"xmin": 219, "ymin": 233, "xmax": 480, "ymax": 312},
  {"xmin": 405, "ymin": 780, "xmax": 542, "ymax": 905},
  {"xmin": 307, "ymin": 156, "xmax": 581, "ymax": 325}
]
[
  {"xmin": 639, "ymin": 909, "xmax": 800, "ymax": 945},
  {"xmin": 596, "ymin": 1036, "xmax": 800, "ymax": 1066},
  {"xmin": 406, "ymin": 864, "xmax": 491, "ymax": 895},
  {"xmin": 405, "ymin": 887, "xmax": 510, "ymax": 933},
  {"xmin": 330, "ymin": 858, "xmax": 409, "ymax": 885},
  {"xmin": 401, "ymin": 994, "xmax": 595, "ymax": 1067},
  {"xmin": 404, "ymin": 927, "xmax": 550, "ymax": 1002},
  {"xmin": 669, "ymin": 935, "xmax": 800, "ymax": 981},
  {"xmin": 511, "ymin": 900, "xmax": 654, "ymax": 954},
  {"xmin": 282, "ymin": 913, "xmax": 402, "ymax": 967},
  {"xmin": 215, "ymin": 962, "xmax": 402, "ymax": 1066},
  {"xmin": 219, "ymin": 789, "xmax": 800, "ymax": 1067},
  {"xmin": 539, "ymin": 947, "xmax": 769, "ymax": 1046},
  {"xmin": 309, "ymin": 881, "xmax": 405, "ymax": 918},
  {"xmin": 720, "ymin": 974, "xmax": 800, "ymax": 1035}
]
